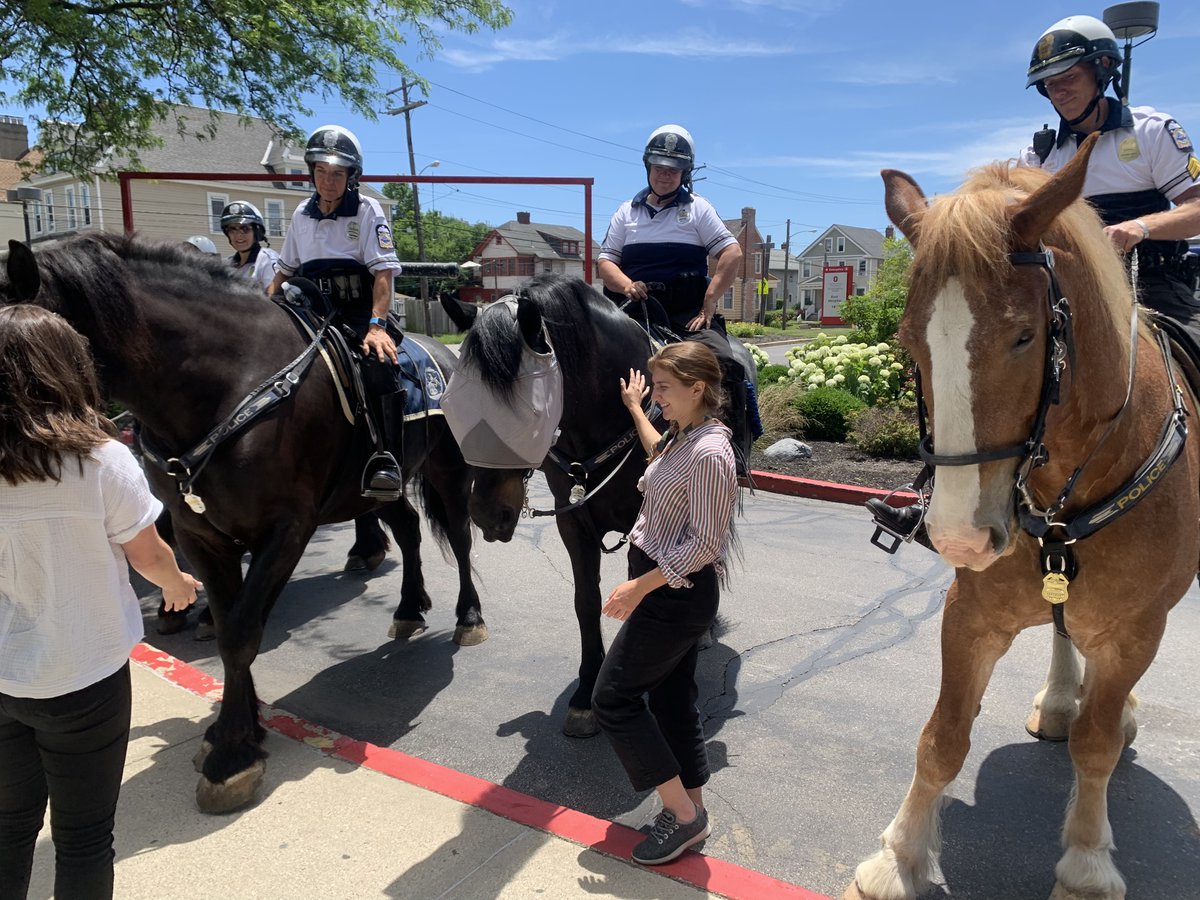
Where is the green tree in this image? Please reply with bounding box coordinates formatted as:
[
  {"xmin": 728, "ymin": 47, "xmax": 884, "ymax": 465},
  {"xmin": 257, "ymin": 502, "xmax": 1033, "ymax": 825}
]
[
  {"xmin": 2, "ymin": 0, "xmax": 511, "ymax": 176},
  {"xmin": 841, "ymin": 236, "xmax": 913, "ymax": 344},
  {"xmin": 382, "ymin": 181, "xmax": 490, "ymax": 294}
]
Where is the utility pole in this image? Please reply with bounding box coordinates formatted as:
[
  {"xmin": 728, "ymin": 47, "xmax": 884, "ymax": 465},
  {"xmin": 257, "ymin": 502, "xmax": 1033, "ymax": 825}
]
[
  {"xmin": 390, "ymin": 79, "xmax": 432, "ymax": 334},
  {"xmin": 782, "ymin": 219, "xmax": 792, "ymax": 330}
]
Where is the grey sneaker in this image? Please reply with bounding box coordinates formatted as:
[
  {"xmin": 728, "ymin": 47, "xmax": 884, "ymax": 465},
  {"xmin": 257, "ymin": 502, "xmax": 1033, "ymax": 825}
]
[{"xmin": 631, "ymin": 806, "xmax": 711, "ymax": 865}]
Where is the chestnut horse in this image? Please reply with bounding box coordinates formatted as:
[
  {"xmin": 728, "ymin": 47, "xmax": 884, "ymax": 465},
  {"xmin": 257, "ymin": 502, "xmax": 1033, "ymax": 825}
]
[{"xmin": 846, "ymin": 135, "xmax": 1199, "ymax": 900}]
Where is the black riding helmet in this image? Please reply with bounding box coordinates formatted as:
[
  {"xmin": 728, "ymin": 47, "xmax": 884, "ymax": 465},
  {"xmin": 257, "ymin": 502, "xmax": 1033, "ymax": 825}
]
[
  {"xmin": 643, "ymin": 124, "xmax": 695, "ymax": 196},
  {"xmin": 1026, "ymin": 15, "xmax": 1121, "ymax": 98},
  {"xmin": 220, "ymin": 200, "xmax": 267, "ymax": 244},
  {"xmin": 304, "ymin": 125, "xmax": 364, "ymax": 192}
]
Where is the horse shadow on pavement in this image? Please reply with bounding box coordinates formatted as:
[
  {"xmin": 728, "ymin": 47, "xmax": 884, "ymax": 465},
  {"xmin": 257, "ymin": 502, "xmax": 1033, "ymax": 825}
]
[
  {"xmin": 937, "ymin": 741, "xmax": 1200, "ymax": 899},
  {"xmin": 382, "ymin": 618, "xmax": 743, "ymax": 898}
]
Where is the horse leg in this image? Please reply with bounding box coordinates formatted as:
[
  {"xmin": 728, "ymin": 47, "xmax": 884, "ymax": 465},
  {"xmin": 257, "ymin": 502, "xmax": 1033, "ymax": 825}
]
[
  {"xmin": 345, "ymin": 513, "xmax": 390, "ymax": 572},
  {"xmin": 192, "ymin": 519, "xmax": 316, "ymax": 814},
  {"xmin": 847, "ymin": 581, "xmax": 1017, "ymax": 900},
  {"xmin": 422, "ymin": 453, "xmax": 487, "ymax": 647},
  {"xmin": 557, "ymin": 515, "xmax": 605, "ymax": 739},
  {"xmin": 379, "ymin": 498, "xmax": 433, "ymax": 639},
  {"xmin": 1050, "ymin": 634, "xmax": 1160, "ymax": 900},
  {"xmin": 1026, "ymin": 631, "xmax": 1082, "ymax": 741}
]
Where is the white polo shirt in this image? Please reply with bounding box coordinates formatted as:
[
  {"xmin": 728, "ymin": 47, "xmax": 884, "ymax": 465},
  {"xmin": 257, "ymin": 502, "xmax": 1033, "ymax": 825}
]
[
  {"xmin": 0, "ymin": 440, "xmax": 161, "ymax": 699},
  {"xmin": 230, "ymin": 245, "xmax": 280, "ymax": 294},
  {"xmin": 277, "ymin": 191, "xmax": 402, "ymax": 278},
  {"xmin": 599, "ymin": 188, "xmax": 737, "ymax": 287},
  {"xmin": 1019, "ymin": 103, "xmax": 1200, "ymax": 225}
]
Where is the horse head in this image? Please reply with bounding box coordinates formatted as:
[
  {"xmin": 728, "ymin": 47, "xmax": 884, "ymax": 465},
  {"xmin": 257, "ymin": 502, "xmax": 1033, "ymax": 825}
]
[{"xmin": 882, "ymin": 133, "xmax": 1107, "ymax": 569}]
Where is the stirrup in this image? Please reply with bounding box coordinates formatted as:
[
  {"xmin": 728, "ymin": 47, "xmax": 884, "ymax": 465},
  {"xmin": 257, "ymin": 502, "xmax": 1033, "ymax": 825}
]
[
  {"xmin": 868, "ymin": 485, "xmax": 928, "ymax": 555},
  {"xmin": 361, "ymin": 451, "xmax": 403, "ymax": 501}
]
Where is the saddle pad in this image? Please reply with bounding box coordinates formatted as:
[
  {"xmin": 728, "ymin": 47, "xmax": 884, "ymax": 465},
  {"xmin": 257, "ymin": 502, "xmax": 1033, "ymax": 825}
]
[{"xmin": 396, "ymin": 336, "xmax": 449, "ymax": 421}]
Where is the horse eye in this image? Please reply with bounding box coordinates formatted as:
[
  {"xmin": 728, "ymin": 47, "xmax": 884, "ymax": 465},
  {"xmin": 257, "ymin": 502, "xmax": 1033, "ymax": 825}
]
[{"xmin": 1014, "ymin": 330, "xmax": 1035, "ymax": 349}]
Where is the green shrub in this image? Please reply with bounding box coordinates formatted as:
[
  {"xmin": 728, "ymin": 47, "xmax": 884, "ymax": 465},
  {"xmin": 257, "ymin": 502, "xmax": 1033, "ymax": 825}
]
[
  {"xmin": 848, "ymin": 404, "xmax": 920, "ymax": 458},
  {"xmin": 756, "ymin": 381, "xmax": 807, "ymax": 437},
  {"xmin": 759, "ymin": 364, "xmax": 789, "ymax": 384},
  {"xmin": 783, "ymin": 335, "xmax": 913, "ymax": 405},
  {"xmin": 727, "ymin": 320, "xmax": 765, "ymax": 338},
  {"xmin": 764, "ymin": 310, "xmax": 784, "ymax": 328},
  {"xmin": 796, "ymin": 387, "xmax": 866, "ymax": 442}
]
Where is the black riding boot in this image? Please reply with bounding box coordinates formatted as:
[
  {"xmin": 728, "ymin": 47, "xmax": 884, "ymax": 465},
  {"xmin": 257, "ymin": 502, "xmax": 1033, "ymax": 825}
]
[
  {"xmin": 865, "ymin": 498, "xmax": 933, "ymax": 552},
  {"xmin": 362, "ymin": 390, "xmax": 405, "ymax": 500}
]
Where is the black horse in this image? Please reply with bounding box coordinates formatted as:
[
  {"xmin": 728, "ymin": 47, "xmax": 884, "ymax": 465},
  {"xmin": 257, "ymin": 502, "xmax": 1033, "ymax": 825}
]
[
  {"xmin": 443, "ymin": 273, "xmax": 754, "ymax": 737},
  {"xmin": 2, "ymin": 234, "xmax": 485, "ymax": 812}
]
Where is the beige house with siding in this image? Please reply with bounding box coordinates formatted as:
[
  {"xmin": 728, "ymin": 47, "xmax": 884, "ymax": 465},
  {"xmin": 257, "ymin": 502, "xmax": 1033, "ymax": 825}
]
[{"xmin": 4, "ymin": 106, "xmax": 391, "ymax": 252}]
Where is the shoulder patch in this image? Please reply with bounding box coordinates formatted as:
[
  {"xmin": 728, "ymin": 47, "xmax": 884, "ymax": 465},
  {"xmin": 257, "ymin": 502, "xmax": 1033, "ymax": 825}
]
[
  {"xmin": 376, "ymin": 224, "xmax": 394, "ymax": 251},
  {"xmin": 1166, "ymin": 119, "xmax": 1193, "ymax": 153},
  {"xmin": 1188, "ymin": 155, "xmax": 1200, "ymax": 182}
]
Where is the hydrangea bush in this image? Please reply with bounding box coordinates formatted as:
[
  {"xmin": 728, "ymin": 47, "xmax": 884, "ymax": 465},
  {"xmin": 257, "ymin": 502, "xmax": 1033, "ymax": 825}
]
[
  {"xmin": 745, "ymin": 342, "xmax": 770, "ymax": 372},
  {"xmin": 781, "ymin": 334, "xmax": 913, "ymax": 405}
]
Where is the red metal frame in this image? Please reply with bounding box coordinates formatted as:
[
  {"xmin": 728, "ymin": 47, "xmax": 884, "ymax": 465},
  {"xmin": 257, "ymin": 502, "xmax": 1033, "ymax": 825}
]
[{"xmin": 117, "ymin": 171, "xmax": 596, "ymax": 283}]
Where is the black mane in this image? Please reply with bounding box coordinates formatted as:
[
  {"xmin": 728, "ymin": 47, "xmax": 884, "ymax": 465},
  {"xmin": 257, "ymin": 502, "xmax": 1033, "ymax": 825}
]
[{"xmin": 461, "ymin": 273, "xmax": 634, "ymax": 402}]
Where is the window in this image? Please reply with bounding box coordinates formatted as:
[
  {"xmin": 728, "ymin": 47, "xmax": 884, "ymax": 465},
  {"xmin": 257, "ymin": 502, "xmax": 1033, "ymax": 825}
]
[
  {"xmin": 80, "ymin": 184, "xmax": 91, "ymax": 226},
  {"xmin": 802, "ymin": 261, "xmax": 812, "ymax": 277},
  {"xmin": 859, "ymin": 259, "xmax": 867, "ymax": 274},
  {"xmin": 265, "ymin": 199, "xmax": 284, "ymax": 237},
  {"xmin": 65, "ymin": 186, "xmax": 77, "ymax": 229},
  {"xmin": 290, "ymin": 168, "xmax": 307, "ymax": 189},
  {"xmin": 837, "ymin": 237, "xmax": 845, "ymax": 252},
  {"xmin": 753, "ymin": 252, "xmax": 761, "ymax": 275},
  {"xmin": 723, "ymin": 288, "xmax": 733, "ymax": 310},
  {"xmin": 518, "ymin": 257, "xmax": 535, "ymax": 276},
  {"xmin": 33, "ymin": 201, "xmax": 43, "ymax": 234},
  {"xmin": 543, "ymin": 260, "xmax": 554, "ymax": 273},
  {"xmin": 495, "ymin": 235, "xmax": 502, "ymax": 245},
  {"xmin": 45, "ymin": 191, "xmax": 55, "ymax": 232},
  {"xmin": 855, "ymin": 287, "xmax": 866, "ymax": 296},
  {"xmin": 824, "ymin": 237, "xmax": 832, "ymax": 252},
  {"xmin": 208, "ymin": 193, "xmax": 229, "ymax": 233}
]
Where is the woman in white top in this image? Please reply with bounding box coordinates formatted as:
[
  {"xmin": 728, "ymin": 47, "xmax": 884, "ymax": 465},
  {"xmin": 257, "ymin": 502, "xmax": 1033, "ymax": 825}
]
[
  {"xmin": 0, "ymin": 306, "xmax": 199, "ymax": 900},
  {"xmin": 220, "ymin": 200, "xmax": 280, "ymax": 294}
]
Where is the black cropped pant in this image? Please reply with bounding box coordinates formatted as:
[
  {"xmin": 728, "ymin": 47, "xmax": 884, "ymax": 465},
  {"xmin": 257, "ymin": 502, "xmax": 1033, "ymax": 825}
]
[
  {"xmin": 592, "ymin": 545, "xmax": 719, "ymax": 793},
  {"xmin": 0, "ymin": 663, "xmax": 132, "ymax": 900}
]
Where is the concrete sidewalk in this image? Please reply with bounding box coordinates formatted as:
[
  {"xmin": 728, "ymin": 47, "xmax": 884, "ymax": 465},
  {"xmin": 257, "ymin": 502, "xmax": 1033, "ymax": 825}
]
[{"xmin": 25, "ymin": 656, "xmax": 818, "ymax": 900}]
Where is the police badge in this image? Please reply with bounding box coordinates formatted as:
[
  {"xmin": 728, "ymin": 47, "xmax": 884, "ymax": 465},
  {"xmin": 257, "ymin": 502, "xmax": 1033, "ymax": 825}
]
[
  {"xmin": 347, "ymin": 221, "xmax": 360, "ymax": 241},
  {"xmin": 663, "ymin": 133, "xmax": 678, "ymax": 152},
  {"xmin": 323, "ymin": 129, "xmax": 338, "ymax": 150}
]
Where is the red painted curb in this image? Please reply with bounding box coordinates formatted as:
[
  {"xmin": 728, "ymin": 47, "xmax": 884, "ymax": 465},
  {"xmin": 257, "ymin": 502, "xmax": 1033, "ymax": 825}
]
[
  {"xmin": 132, "ymin": 643, "xmax": 831, "ymax": 900},
  {"xmin": 744, "ymin": 470, "xmax": 917, "ymax": 507}
]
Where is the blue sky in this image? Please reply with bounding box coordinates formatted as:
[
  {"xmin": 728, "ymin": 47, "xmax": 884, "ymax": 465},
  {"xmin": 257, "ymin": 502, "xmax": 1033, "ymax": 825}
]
[{"xmin": 19, "ymin": 1, "xmax": 1200, "ymax": 252}]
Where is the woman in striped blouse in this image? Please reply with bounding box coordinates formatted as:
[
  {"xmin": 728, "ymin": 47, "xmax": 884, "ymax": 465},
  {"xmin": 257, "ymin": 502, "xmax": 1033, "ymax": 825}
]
[{"xmin": 592, "ymin": 341, "xmax": 737, "ymax": 866}]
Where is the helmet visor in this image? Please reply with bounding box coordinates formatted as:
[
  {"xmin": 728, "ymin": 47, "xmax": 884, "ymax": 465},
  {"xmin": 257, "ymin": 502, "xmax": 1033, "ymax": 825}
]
[{"xmin": 646, "ymin": 153, "xmax": 689, "ymax": 170}]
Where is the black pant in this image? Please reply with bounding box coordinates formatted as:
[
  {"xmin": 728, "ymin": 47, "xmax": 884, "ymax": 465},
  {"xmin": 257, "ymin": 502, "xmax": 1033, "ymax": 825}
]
[
  {"xmin": 1140, "ymin": 269, "xmax": 1200, "ymax": 345},
  {"xmin": 0, "ymin": 663, "xmax": 132, "ymax": 900},
  {"xmin": 592, "ymin": 545, "xmax": 719, "ymax": 793}
]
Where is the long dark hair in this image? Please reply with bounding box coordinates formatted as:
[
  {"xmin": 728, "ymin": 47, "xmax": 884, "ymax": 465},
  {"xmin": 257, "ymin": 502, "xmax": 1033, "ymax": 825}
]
[{"xmin": 0, "ymin": 305, "xmax": 115, "ymax": 485}]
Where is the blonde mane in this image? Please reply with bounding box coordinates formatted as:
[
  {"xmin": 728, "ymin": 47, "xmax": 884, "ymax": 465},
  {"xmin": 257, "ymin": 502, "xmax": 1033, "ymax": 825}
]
[{"xmin": 914, "ymin": 161, "xmax": 1133, "ymax": 343}]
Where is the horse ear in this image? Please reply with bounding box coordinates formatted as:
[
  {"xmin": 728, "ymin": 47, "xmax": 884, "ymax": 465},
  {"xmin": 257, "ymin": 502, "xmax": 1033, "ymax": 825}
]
[
  {"xmin": 439, "ymin": 293, "xmax": 477, "ymax": 331},
  {"xmin": 881, "ymin": 169, "xmax": 927, "ymax": 247},
  {"xmin": 1010, "ymin": 132, "xmax": 1099, "ymax": 251},
  {"xmin": 516, "ymin": 295, "xmax": 548, "ymax": 352},
  {"xmin": 6, "ymin": 239, "xmax": 40, "ymax": 300}
]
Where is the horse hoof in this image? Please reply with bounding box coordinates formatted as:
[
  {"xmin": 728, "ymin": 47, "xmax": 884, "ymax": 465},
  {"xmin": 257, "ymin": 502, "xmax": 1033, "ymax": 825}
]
[
  {"xmin": 563, "ymin": 707, "xmax": 600, "ymax": 739},
  {"xmin": 1025, "ymin": 708, "xmax": 1070, "ymax": 742},
  {"xmin": 1049, "ymin": 882, "xmax": 1124, "ymax": 900},
  {"xmin": 344, "ymin": 549, "xmax": 387, "ymax": 573},
  {"xmin": 840, "ymin": 882, "xmax": 870, "ymax": 900},
  {"xmin": 157, "ymin": 610, "xmax": 189, "ymax": 635},
  {"xmin": 388, "ymin": 619, "xmax": 427, "ymax": 640},
  {"xmin": 453, "ymin": 623, "xmax": 489, "ymax": 647},
  {"xmin": 192, "ymin": 740, "xmax": 214, "ymax": 773},
  {"xmin": 1123, "ymin": 717, "xmax": 1138, "ymax": 749},
  {"xmin": 194, "ymin": 620, "xmax": 216, "ymax": 642},
  {"xmin": 195, "ymin": 759, "xmax": 266, "ymax": 814}
]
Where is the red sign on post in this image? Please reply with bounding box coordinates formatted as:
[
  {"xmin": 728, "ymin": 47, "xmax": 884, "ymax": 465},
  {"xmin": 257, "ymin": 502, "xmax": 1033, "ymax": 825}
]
[{"xmin": 821, "ymin": 265, "xmax": 854, "ymax": 324}]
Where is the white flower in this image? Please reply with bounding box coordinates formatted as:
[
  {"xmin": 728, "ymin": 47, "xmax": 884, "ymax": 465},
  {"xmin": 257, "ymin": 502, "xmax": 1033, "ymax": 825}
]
[
  {"xmin": 833, "ymin": 374, "xmax": 845, "ymax": 383},
  {"xmin": 890, "ymin": 362, "xmax": 904, "ymax": 371},
  {"xmin": 858, "ymin": 375, "xmax": 870, "ymax": 384},
  {"xmin": 869, "ymin": 356, "xmax": 883, "ymax": 367},
  {"xmin": 787, "ymin": 367, "xmax": 798, "ymax": 377},
  {"xmin": 777, "ymin": 376, "xmax": 788, "ymax": 384}
]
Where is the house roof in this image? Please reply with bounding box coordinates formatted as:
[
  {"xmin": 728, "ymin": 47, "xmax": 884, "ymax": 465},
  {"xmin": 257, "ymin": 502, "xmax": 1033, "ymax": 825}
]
[
  {"xmin": 478, "ymin": 219, "xmax": 600, "ymax": 260},
  {"xmin": 0, "ymin": 149, "xmax": 43, "ymax": 192},
  {"xmin": 102, "ymin": 106, "xmax": 290, "ymax": 174},
  {"xmin": 795, "ymin": 224, "xmax": 886, "ymax": 259}
]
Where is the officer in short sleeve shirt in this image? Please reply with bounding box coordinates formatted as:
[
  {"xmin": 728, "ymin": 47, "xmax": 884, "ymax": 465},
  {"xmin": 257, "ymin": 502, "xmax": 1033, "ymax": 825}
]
[{"xmin": 1020, "ymin": 15, "xmax": 1200, "ymax": 334}]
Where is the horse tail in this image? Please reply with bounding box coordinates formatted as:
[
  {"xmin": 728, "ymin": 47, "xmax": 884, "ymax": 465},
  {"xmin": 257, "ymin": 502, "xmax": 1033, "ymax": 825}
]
[{"xmin": 416, "ymin": 468, "xmax": 454, "ymax": 559}]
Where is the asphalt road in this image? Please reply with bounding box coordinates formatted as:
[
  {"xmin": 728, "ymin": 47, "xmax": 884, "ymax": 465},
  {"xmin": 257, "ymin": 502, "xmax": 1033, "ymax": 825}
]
[{"xmin": 140, "ymin": 477, "xmax": 1200, "ymax": 899}]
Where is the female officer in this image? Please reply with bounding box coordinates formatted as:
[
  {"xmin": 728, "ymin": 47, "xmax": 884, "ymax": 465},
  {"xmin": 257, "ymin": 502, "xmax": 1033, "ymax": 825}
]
[{"xmin": 220, "ymin": 200, "xmax": 280, "ymax": 294}]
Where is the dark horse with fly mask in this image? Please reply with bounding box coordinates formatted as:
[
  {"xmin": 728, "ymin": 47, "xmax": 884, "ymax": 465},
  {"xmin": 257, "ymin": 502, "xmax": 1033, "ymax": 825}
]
[
  {"xmin": 442, "ymin": 273, "xmax": 755, "ymax": 737},
  {"xmin": 2, "ymin": 234, "xmax": 486, "ymax": 813}
]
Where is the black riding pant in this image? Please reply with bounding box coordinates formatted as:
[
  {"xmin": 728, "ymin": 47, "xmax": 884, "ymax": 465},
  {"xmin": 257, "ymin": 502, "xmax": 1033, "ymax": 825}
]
[
  {"xmin": 592, "ymin": 545, "xmax": 719, "ymax": 793},
  {"xmin": 1139, "ymin": 269, "xmax": 1200, "ymax": 345},
  {"xmin": 0, "ymin": 663, "xmax": 132, "ymax": 900}
]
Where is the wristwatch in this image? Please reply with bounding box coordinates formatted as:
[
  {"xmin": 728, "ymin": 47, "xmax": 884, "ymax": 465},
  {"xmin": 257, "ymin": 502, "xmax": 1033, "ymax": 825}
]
[{"xmin": 369, "ymin": 316, "xmax": 387, "ymax": 329}]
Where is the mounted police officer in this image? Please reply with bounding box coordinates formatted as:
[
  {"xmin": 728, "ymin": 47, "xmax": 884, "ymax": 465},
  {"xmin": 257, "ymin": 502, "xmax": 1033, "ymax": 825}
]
[
  {"xmin": 221, "ymin": 200, "xmax": 279, "ymax": 294},
  {"xmin": 867, "ymin": 14, "xmax": 1200, "ymax": 549},
  {"xmin": 268, "ymin": 124, "xmax": 405, "ymax": 499},
  {"xmin": 597, "ymin": 124, "xmax": 751, "ymax": 467}
]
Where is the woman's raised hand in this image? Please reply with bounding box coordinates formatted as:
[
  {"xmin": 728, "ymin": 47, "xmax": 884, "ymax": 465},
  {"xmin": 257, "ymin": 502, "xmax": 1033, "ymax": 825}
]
[{"xmin": 619, "ymin": 368, "xmax": 648, "ymax": 411}]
